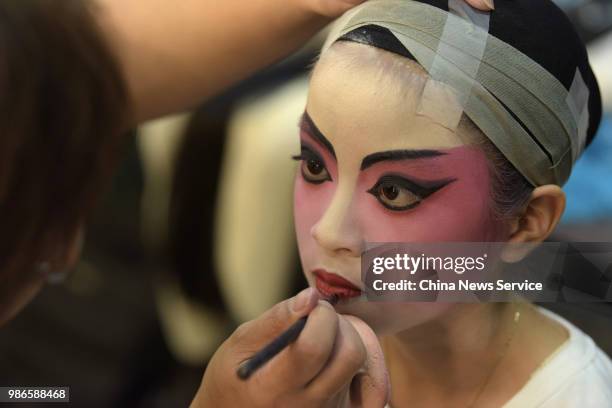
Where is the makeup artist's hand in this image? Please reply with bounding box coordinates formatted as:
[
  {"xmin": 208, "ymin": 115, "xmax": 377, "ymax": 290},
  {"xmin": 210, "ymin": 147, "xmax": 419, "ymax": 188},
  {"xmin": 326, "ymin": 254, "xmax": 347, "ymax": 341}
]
[
  {"xmin": 466, "ymin": 0, "xmax": 495, "ymax": 10},
  {"xmin": 191, "ymin": 288, "xmax": 389, "ymax": 408},
  {"xmin": 299, "ymin": 0, "xmax": 368, "ymax": 18},
  {"xmin": 303, "ymin": 0, "xmax": 494, "ymax": 19}
]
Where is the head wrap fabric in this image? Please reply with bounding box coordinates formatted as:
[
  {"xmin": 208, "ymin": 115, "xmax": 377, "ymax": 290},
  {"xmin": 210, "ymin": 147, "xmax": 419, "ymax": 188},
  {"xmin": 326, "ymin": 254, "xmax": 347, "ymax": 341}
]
[{"xmin": 322, "ymin": 0, "xmax": 602, "ymax": 186}]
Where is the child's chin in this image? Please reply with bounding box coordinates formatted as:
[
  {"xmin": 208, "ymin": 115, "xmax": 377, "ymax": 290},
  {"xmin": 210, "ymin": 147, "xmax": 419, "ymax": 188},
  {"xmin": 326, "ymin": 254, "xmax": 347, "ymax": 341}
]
[
  {"xmin": 336, "ymin": 302, "xmax": 406, "ymax": 334},
  {"xmin": 338, "ymin": 301, "xmax": 451, "ymax": 335}
]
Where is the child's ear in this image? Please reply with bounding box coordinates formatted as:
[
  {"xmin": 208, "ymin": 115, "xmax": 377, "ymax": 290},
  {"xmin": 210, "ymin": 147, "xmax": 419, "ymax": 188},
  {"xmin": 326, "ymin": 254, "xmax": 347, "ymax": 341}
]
[{"xmin": 501, "ymin": 185, "xmax": 566, "ymax": 263}]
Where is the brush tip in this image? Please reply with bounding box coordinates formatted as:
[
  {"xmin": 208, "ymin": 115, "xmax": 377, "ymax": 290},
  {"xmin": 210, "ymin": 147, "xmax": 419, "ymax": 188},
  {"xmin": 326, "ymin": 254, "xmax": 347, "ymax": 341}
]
[
  {"xmin": 327, "ymin": 294, "xmax": 340, "ymax": 305},
  {"xmin": 237, "ymin": 362, "xmax": 252, "ymax": 379}
]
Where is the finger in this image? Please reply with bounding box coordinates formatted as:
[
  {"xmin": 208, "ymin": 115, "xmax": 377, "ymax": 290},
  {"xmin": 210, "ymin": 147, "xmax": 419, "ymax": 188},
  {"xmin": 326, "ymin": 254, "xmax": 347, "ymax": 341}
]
[
  {"xmin": 229, "ymin": 287, "xmax": 320, "ymax": 356},
  {"xmin": 312, "ymin": 0, "xmax": 368, "ymax": 18},
  {"xmin": 254, "ymin": 300, "xmax": 340, "ymax": 390},
  {"xmin": 465, "ymin": 0, "xmax": 495, "ymax": 11},
  {"xmin": 343, "ymin": 315, "xmax": 390, "ymax": 408},
  {"xmin": 305, "ymin": 315, "xmax": 366, "ymax": 399}
]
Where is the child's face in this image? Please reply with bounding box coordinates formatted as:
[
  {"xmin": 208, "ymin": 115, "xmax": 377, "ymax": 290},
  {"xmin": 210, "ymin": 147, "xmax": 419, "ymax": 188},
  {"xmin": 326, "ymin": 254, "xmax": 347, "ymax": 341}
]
[{"xmin": 294, "ymin": 46, "xmax": 508, "ymax": 333}]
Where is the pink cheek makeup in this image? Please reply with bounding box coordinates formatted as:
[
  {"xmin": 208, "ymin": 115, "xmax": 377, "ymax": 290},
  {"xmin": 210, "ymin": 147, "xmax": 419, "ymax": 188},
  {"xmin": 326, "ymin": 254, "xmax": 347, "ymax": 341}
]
[
  {"xmin": 356, "ymin": 146, "xmax": 500, "ymax": 243},
  {"xmin": 293, "ymin": 131, "xmax": 338, "ymax": 243},
  {"xmin": 293, "ymin": 174, "xmax": 333, "ymax": 252}
]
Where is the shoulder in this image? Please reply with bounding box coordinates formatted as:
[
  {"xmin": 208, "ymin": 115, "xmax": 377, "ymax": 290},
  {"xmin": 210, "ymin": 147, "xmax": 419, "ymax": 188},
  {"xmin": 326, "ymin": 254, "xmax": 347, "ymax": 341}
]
[{"xmin": 505, "ymin": 307, "xmax": 612, "ymax": 407}]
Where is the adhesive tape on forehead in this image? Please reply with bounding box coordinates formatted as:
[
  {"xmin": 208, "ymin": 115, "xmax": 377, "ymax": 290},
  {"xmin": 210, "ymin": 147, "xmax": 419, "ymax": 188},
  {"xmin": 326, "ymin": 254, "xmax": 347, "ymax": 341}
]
[
  {"xmin": 321, "ymin": 0, "xmax": 592, "ymax": 187},
  {"xmin": 417, "ymin": 0, "xmax": 490, "ymax": 131}
]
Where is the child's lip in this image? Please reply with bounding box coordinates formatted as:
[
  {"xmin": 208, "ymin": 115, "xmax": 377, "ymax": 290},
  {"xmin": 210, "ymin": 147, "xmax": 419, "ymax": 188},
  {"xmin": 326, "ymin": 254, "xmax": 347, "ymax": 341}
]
[{"xmin": 313, "ymin": 269, "xmax": 362, "ymax": 299}]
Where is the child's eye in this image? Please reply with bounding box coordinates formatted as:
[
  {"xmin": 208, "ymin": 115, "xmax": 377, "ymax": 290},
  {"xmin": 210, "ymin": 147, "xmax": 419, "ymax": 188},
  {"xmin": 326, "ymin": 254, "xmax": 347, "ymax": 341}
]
[
  {"xmin": 368, "ymin": 179, "xmax": 421, "ymax": 211},
  {"xmin": 301, "ymin": 158, "xmax": 330, "ymax": 184},
  {"xmin": 292, "ymin": 146, "xmax": 332, "ymax": 184},
  {"xmin": 367, "ymin": 174, "xmax": 456, "ymax": 212}
]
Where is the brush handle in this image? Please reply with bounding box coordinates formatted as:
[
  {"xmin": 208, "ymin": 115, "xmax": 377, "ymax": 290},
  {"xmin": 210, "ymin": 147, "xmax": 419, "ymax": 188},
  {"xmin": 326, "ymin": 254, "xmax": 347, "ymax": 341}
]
[
  {"xmin": 236, "ymin": 316, "xmax": 307, "ymax": 380},
  {"xmin": 236, "ymin": 295, "xmax": 338, "ymax": 380}
]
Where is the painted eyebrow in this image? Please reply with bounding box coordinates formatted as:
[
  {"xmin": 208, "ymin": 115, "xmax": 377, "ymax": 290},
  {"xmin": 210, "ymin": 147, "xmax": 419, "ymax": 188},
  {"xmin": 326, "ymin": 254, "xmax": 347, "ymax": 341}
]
[
  {"xmin": 360, "ymin": 150, "xmax": 446, "ymax": 170},
  {"xmin": 299, "ymin": 112, "xmax": 336, "ymax": 159}
]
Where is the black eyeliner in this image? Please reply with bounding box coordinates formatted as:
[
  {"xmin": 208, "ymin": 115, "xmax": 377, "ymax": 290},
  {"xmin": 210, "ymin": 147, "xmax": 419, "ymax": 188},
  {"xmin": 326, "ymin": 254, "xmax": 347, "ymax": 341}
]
[
  {"xmin": 368, "ymin": 174, "xmax": 457, "ymax": 211},
  {"xmin": 380, "ymin": 175, "xmax": 456, "ymax": 198}
]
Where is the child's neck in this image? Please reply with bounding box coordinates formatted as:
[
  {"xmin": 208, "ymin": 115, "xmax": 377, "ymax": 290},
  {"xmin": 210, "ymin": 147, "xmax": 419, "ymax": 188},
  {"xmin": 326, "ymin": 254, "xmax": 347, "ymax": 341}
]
[{"xmin": 381, "ymin": 303, "xmax": 568, "ymax": 407}]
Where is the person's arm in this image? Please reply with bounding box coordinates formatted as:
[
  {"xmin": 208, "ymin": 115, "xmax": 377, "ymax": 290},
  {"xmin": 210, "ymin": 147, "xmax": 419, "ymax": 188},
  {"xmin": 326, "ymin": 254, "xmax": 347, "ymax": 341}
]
[
  {"xmin": 96, "ymin": 0, "xmax": 367, "ymax": 123},
  {"xmin": 95, "ymin": 0, "xmax": 492, "ymax": 124}
]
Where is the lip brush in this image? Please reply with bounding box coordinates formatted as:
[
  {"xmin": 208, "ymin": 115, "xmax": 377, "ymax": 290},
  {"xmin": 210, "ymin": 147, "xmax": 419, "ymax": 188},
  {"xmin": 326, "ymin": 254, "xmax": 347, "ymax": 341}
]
[{"xmin": 236, "ymin": 294, "xmax": 339, "ymax": 380}]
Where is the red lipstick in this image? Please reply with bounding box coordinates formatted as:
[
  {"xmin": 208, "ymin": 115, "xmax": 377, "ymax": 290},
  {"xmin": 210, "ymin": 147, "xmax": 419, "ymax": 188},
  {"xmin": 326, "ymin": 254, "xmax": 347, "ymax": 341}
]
[{"xmin": 313, "ymin": 269, "xmax": 361, "ymax": 299}]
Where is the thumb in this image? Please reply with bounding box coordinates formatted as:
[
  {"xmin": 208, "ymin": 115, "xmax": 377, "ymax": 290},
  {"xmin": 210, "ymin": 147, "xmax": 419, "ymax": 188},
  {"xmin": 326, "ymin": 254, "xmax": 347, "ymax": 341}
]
[
  {"xmin": 229, "ymin": 287, "xmax": 320, "ymax": 353},
  {"xmin": 343, "ymin": 315, "xmax": 390, "ymax": 408}
]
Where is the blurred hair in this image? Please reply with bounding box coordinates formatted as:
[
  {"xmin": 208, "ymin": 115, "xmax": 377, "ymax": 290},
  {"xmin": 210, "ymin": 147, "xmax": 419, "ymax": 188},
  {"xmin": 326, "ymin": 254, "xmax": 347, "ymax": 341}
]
[
  {"xmin": 0, "ymin": 0, "xmax": 128, "ymax": 281},
  {"xmin": 316, "ymin": 41, "xmax": 534, "ymax": 222}
]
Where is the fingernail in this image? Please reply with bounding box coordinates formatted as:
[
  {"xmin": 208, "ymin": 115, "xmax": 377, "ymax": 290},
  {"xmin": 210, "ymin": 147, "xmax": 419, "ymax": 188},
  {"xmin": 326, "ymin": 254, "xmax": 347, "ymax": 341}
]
[
  {"xmin": 291, "ymin": 287, "xmax": 314, "ymax": 313},
  {"xmin": 483, "ymin": 0, "xmax": 495, "ymax": 10}
]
